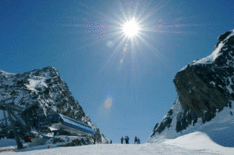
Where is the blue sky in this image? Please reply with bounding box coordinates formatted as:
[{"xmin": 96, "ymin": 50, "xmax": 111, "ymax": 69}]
[{"xmin": 0, "ymin": 0, "xmax": 233, "ymax": 143}]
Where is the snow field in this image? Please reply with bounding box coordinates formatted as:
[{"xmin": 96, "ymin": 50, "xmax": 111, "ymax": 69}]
[
  {"xmin": 2, "ymin": 131, "xmax": 234, "ymax": 155},
  {"xmin": 164, "ymin": 131, "xmax": 234, "ymax": 154}
]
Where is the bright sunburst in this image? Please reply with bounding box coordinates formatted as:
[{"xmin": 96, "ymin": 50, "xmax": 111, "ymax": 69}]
[
  {"xmin": 94, "ymin": 1, "xmax": 163, "ymax": 75},
  {"xmin": 122, "ymin": 19, "xmax": 139, "ymax": 37}
]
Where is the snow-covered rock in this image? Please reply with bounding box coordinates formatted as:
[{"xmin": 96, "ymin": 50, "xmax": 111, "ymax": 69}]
[
  {"xmin": 0, "ymin": 66, "xmax": 108, "ymax": 144},
  {"xmin": 149, "ymin": 30, "xmax": 234, "ymax": 147}
]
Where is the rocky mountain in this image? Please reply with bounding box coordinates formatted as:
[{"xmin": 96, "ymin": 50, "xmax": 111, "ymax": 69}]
[
  {"xmin": 148, "ymin": 30, "xmax": 234, "ymax": 147},
  {"xmin": 0, "ymin": 66, "xmax": 109, "ymax": 144}
]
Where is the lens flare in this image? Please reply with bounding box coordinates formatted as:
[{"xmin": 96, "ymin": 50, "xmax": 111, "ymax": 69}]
[
  {"xmin": 120, "ymin": 58, "xmax": 124, "ymax": 64},
  {"xmin": 107, "ymin": 41, "xmax": 114, "ymax": 48},
  {"xmin": 104, "ymin": 97, "xmax": 113, "ymax": 109}
]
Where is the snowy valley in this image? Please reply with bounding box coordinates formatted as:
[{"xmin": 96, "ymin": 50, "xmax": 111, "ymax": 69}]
[{"xmin": 1, "ymin": 30, "xmax": 234, "ymax": 154}]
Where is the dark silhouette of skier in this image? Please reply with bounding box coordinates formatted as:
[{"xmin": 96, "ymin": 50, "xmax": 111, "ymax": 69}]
[
  {"xmin": 134, "ymin": 136, "xmax": 138, "ymax": 144},
  {"xmin": 94, "ymin": 137, "xmax": 96, "ymax": 144},
  {"xmin": 137, "ymin": 138, "xmax": 140, "ymax": 144},
  {"xmin": 125, "ymin": 136, "xmax": 129, "ymax": 144},
  {"xmin": 121, "ymin": 137, "xmax": 124, "ymax": 144}
]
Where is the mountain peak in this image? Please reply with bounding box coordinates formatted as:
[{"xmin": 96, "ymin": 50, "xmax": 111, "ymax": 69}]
[
  {"xmin": 218, "ymin": 30, "xmax": 234, "ymax": 42},
  {"xmin": 0, "ymin": 66, "xmax": 109, "ymax": 144}
]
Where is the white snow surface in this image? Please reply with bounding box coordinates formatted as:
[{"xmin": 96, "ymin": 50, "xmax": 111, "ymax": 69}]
[
  {"xmin": 2, "ymin": 132, "xmax": 234, "ymax": 155},
  {"xmin": 193, "ymin": 42, "xmax": 224, "ymax": 65},
  {"xmin": 149, "ymin": 100, "xmax": 234, "ymax": 147},
  {"xmin": 25, "ymin": 78, "xmax": 47, "ymax": 93}
]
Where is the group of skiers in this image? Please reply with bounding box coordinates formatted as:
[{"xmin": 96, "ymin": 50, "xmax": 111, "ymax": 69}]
[{"xmin": 120, "ymin": 136, "xmax": 140, "ymax": 144}]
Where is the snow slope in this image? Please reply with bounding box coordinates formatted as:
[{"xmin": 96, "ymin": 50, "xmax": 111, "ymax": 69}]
[
  {"xmin": 149, "ymin": 100, "xmax": 234, "ymax": 147},
  {"xmin": 3, "ymin": 131, "xmax": 234, "ymax": 155}
]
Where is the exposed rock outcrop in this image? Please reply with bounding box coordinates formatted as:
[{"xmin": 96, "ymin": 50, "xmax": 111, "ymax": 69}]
[{"xmin": 149, "ymin": 30, "xmax": 234, "ymax": 147}]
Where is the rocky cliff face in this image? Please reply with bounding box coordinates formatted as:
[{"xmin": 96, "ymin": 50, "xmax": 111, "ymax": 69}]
[
  {"xmin": 149, "ymin": 30, "xmax": 234, "ymax": 147},
  {"xmin": 0, "ymin": 66, "xmax": 109, "ymax": 144}
]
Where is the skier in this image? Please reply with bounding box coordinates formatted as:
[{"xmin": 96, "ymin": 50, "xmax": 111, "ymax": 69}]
[
  {"xmin": 121, "ymin": 137, "xmax": 124, "ymax": 144},
  {"xmin": 126, "ymin": 136, "xmax": 129, "ymax": 144},
  {"xmin": 137, "ymin": 138, "xmax": 140, "ymax": 144},
  {"xmin": 94, "ymin": 137, "xmax": 96, "ymax": 144},
  {"xmin": 134, "ymin": 136, "xmax": 138, "ymax": 144}
]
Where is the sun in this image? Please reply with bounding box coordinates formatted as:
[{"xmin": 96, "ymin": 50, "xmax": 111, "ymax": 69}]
[{"xmin": 122, "ymin": 19, "xmax": 140, "ymax": 37}]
